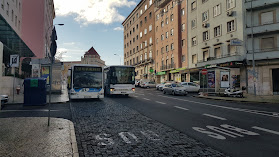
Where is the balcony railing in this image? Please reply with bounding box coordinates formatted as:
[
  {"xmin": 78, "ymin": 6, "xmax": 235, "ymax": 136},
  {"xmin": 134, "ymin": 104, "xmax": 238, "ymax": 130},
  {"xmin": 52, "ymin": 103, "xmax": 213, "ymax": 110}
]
[
  {"xmin": 155, "ymin": 0, "xmax": 171, "ymax": 8},
  {"xmin": 247, "ymin": 47, "xmax": 279, "ymax": 53},
  {"xmin": 198, "ymin": 52, "xmax": 240, "ymax": 63},
  {"xmin": 160, "ymin": 63, "xmax": 175, "ymax": 70}
]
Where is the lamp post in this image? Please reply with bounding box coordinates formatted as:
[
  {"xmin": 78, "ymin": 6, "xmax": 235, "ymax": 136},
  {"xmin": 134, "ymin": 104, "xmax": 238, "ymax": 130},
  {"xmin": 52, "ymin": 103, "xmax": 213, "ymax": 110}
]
[
  {"xmin": 114, "ymin": 54, "xmax": 121, "ymax": 65},
  {"xmin": 46, "ymin": 23, "xmax": 64, "ymax": 126}
]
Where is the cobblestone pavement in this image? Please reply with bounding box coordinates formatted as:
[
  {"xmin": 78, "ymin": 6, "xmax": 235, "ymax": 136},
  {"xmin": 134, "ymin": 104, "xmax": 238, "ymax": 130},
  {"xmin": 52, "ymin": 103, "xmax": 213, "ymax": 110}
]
[{"xmin": 71, "ymin": 98, "xmax": 228, "ymax": 157}]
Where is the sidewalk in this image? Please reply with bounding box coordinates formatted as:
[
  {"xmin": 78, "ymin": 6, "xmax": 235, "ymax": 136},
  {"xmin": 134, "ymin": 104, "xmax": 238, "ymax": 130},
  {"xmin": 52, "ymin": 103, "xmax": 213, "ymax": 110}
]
[
  {"xmin": 196, "ymin": 93, "xmax": 279, "ymax": 104},
  {"xmin": 7, "ymin": 83, "xmax": 69, "ymax": 105},
  {"xmin": 0, "ymin": 117, "xmax": 78, "ymax": 157}
]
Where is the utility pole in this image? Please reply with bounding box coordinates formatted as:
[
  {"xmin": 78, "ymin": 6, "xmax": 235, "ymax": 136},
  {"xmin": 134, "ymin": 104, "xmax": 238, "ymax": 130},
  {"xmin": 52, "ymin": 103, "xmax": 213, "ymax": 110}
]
[{"xmin": 251, "ymin": 1, "xmax": 256, "ymax": 96}]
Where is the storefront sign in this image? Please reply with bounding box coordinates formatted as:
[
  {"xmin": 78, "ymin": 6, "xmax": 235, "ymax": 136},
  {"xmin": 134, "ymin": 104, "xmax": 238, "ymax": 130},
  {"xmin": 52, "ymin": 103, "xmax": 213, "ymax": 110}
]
[
  {"xmin": 205, "ymin": 64, "xmax": 217, "ymax": 69},
  {"xmin": 41, "ymin": 66, "xmax": 50, "ymax": 85},
  {"xmin": 156, "ymin": 71, "xmax": 166, "ymax": 75},
  {"xmin": 170, "ymin": 70, "xmax": 179, "ymax": 73},
  {"xmin": 219, "ymin": 62, "xmax": 243, "ymax": 67},
  {"xmin": 230, "ymin": 39, "xmax": 242, "ymax": 46},
  {"xmin": 207, "ymin": 71, "xmax": 215, "ymax": 88},
  {"xmin": 176, "ymin": 67, "xmax": 187, "ymax": 71},
  {"xmin": 221, "ymin": 71, "xmax": 230, "ymax": 88}
]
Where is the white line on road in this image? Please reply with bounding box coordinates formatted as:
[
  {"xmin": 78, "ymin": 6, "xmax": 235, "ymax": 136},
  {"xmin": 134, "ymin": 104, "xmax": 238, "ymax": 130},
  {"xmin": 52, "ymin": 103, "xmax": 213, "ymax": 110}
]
[
  {"xmin": 155, "ymin": 101, "xmax": 166, "ymax": 104},
  {"xmin": 0, "ymin": 109, "xmax": 60, "ymax": 112},
  {"xmin": 203, "ymin": 114, "xmax": 227, "ymax": 120},
  {"xmin": 174, "ymin": 106, "xmax": 189, "ymax": 111},
  {"xmin": 157, "ymin": 95, "xmax": 279, "ymax": 118},
  {"xmin": 252, "ymin": 126, "xmax": 279, "ymax": 135},
  {"xmin": 133, "ymin": 95, "xmax": 139, "ymax": 97},
  {"xmin": 143, "ymin": 98, "xmax": 150, "ymax": 101}
]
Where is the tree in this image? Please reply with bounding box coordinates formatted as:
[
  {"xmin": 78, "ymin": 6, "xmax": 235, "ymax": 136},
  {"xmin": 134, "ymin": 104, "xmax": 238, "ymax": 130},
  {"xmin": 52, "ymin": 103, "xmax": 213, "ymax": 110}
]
[{"xmin": 55, "ymin": 49, "xmax": 67, "ymax": 61}]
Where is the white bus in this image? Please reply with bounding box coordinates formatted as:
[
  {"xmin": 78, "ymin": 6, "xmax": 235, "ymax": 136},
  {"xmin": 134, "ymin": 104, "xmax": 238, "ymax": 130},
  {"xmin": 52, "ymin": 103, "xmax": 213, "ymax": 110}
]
[
  {"xmin": 68, "ymin": 64, "xmax": 104, "ymax": 99},
  {"xmin": 104, "ymin": 65, "xmax": 136, "ymax": 96}
]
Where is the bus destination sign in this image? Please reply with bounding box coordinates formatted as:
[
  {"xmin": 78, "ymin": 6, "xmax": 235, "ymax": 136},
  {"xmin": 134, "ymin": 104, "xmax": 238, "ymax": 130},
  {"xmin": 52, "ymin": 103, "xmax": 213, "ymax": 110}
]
[{"xmin": 74, "ymin": 67, "xmax": 102, "ymax": 72}]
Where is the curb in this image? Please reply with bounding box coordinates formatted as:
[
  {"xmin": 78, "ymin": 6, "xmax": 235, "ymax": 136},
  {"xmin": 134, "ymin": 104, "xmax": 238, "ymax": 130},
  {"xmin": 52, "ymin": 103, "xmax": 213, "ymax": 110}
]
[
  {"xmin": 69, "ymin": 121, "xmax": 79, "ymax": 157},
  {"xmin": 193, "ymin": 95, "xmax": 272, "ymax": 104}
]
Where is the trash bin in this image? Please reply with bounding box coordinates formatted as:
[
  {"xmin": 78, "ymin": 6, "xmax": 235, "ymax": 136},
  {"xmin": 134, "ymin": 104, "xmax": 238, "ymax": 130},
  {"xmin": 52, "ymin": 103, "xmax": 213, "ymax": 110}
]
[{"xmin": 24, "ymin": 78, "xmax": 47, "ymax": 106}]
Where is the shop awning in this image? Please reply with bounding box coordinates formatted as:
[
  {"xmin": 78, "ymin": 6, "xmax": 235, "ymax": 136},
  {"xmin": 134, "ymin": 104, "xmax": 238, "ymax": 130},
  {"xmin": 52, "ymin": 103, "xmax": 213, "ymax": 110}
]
[{"xmin": 0, "ymin": 14, "xmax": 35, "ymax": 57}]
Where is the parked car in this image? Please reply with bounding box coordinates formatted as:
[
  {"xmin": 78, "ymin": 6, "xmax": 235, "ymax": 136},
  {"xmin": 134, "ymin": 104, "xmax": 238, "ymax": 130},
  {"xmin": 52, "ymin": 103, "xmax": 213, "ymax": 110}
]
[
  {"xmin": 156, "ymin": 81, "xmax": 175, "ymax": 91},
  {"xmin": 139, "ymin": 79, "xmax": 150, "ymax": 88},
  {"xmin": 141, "ymin": 81, "xmax": 156, "ymax": 88},
  {"xmin": 1, "ymin": 94, "xmax": 8, "ymax": 104},
  {"xmin": 180, "ymin": 82, "xmax": 200, "ymax": 92},
  {"xmin": 163, "ymin": 83, "xmax": 188, "ymax": 96}
]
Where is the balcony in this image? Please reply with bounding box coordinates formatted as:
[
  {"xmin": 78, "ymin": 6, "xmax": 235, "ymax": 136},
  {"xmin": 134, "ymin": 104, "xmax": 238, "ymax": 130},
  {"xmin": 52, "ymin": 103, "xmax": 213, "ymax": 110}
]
[
  {"xmin": 155, "ymin": 0, "xmax": 171, "ymax": 8},
  {"xmin": 245, "ymin": 0, "xmax": 279, "ymax": 11},
  {"xmin": 247, "ymin": 47, "xmax": 279, "ymax": 61},
  {"xmin": 246, "ymin": 22, "xmax": 279, "ymax": 36},
  {"xmin": 197, "ymin": 52, "xmax": 244, "ymax": 67},
  {"xmin": 160, "ymin": 63, "xmax": 175, "ymax": 71}
]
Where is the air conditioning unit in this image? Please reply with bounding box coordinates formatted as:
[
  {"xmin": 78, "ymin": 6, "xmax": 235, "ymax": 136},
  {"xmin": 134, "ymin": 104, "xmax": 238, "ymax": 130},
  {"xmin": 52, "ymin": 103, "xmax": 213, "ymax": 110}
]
[
  {"xmin": 227, "ymin": 11, "xmax": 234, "ymax": 16},
  {"xmin": 202, "ymin": 23, "xmax": 208, "ymax": 28}
]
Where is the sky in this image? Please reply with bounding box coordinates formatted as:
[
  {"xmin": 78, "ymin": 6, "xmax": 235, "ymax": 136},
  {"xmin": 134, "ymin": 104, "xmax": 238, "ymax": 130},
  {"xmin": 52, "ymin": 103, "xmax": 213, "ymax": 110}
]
[{"xmin": 53, "ymin": 0, "xmax": 141, "ymax": 66}]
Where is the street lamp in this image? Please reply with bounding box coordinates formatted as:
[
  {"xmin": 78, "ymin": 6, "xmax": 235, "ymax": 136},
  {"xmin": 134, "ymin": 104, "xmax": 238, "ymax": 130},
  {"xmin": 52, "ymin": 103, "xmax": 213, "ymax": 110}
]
[
  {"xmin": 46, "ymin": 23, "xmax": 64, "ymax": 126},
  {"xmin": 114, "ymin": 54, "xmax": 121, "ymax": 65}
]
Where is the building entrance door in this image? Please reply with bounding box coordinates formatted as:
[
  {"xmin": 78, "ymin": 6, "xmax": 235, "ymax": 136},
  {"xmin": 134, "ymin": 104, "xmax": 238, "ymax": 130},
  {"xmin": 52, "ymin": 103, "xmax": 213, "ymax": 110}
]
[{"xmin": 272, "ymin": 68, "xmax": 279, "ymax": 95}]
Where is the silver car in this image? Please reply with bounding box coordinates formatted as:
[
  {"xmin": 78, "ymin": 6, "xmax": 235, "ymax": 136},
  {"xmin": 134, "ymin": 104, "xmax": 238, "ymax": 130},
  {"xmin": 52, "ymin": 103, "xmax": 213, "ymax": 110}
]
[
  {"xmin": 1, "ymin": 95, "xmax": 8, "ymax": 104},
  {"xmin": 163, "ymin": 83, "xmax": 188, "ymax": 96}
]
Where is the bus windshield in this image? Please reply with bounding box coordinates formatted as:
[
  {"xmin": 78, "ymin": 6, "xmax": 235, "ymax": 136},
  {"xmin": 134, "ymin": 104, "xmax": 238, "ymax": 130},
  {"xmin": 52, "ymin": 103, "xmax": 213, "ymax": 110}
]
[
  {"xmin": 73, "ymin": 71, "xmax": 102, "ymax": 89},
  {"xmin": 110, "ymin": 67, "xmax": 135, "ymax": 84}
]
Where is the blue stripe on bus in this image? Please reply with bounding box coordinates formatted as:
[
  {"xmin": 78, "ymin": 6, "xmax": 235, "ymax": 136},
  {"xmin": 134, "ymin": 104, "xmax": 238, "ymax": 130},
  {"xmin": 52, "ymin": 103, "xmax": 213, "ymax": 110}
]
[{"xmin": 74, "ymin": 88, "xmax": 102, "ymax": 92}]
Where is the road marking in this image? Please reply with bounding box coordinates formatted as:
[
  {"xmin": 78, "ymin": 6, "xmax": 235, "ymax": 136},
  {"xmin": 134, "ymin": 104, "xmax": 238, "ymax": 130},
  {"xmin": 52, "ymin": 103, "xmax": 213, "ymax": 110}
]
[
  {"xmin": 252, "ymin": 126, "xmax": 279, "ymax": 135},
  {"xmin": 133, "ymin": 95, "xmax": 139, "ymax": 97},
  {"xmin": 0, "ymin": 109, "xmax": 60, "ymax": 112},
  {"xmin": 155, "ymin": 101, "xmax": 166, "ymax": 104},
  {"xmin": 203, "ymin": 114, "xmax": 227, "ymax": 121},
  {"xmin": 119, "ymin": 132, "xmax": 138, "ymax": 144},
  {"xmin": 174, "ymin": 106, "xmax": 189, "ymax": 111},
  {"xmin": 157, "ymin": 95, "xmax": 279, "ymax": 118},
  {"xmin": 143, "ymin": 98, "xmax": 150, "ymax": 101}
]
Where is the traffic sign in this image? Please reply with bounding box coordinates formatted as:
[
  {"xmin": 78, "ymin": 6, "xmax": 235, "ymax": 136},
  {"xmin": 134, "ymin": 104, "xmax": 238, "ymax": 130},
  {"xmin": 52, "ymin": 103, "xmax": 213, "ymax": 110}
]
[
  {"xmin": 10, "ymin": 55, "xmax": 19, "ymax": 67},
  {"xmin": 201, "ymin": 69, "xmax": 208, "ymax": 75}
]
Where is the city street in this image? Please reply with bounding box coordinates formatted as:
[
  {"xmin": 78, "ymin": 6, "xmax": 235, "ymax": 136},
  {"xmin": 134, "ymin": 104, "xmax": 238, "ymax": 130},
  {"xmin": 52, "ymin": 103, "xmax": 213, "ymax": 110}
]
[
  {"xmin": 111, "ymin": 88, "xmax": 279, "ymax": 157},
  {"xmin": 1, "ymin": 88, "xmax": 279, "ymax": 157}
]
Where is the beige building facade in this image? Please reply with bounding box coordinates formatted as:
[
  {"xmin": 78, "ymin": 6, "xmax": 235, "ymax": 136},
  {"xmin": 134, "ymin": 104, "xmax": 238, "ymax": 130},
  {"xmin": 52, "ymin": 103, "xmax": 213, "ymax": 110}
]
[
  {"xmin": 81, "ymin": 47, "xmax": 106, "ymax": 67},
  {"xmin": 123, "ymin": 0, "xmax": 155, "ymax": 81}
]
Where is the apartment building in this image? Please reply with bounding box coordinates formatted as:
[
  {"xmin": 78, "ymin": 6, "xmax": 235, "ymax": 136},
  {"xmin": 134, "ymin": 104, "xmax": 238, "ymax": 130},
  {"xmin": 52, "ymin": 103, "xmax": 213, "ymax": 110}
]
[
  {"xmin": 22, "ymin": 0, "xmax": 55, "ymax": 58},
  {"xmin": 187, "ymin": 0, "xmax": 246, "ymax": 92},
  {"xmin": 123, "ymin": 0, "xmax": 155, "ymax": 81},
  {"xmin": 154, "ymin": 0, "xmax": 188, "ymax": 83},
  {"xmin": 245, "ymin": 0, "xmax": 279, "ymax": 95},
  {"xmin": 0, "ymin": 0, "xmax": 22, "ymax": 36}
]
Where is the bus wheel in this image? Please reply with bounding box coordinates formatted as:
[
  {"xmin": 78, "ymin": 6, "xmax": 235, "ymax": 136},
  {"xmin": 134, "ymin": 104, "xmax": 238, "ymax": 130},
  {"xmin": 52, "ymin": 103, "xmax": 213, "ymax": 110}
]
[{"xmin": 125, "ymin": 94, "xmax": 129, "ymax": 97}]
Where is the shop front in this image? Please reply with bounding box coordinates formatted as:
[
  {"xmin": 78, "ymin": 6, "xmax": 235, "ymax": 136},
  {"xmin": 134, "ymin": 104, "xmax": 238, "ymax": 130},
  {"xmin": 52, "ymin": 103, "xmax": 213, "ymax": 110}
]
[{"xmin": 155, "ymin": 71, "xmax": 166, "ymax": 83}]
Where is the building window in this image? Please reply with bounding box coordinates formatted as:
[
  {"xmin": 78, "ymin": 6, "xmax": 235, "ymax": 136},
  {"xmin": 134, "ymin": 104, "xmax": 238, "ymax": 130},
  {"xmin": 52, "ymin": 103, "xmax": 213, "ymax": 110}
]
[
  {"xmin": 171, "ymin": 43, "xmax": 174, "ymax": 50},
  {"xmin": 161, "ymin": 34, "xmax": 164, "ymax": 40},
  {"xmin": 145, "ymin": 16, "xmax": 147, "ymax": 22},
  {"xmin": 181, "ymin": 39, "xmax": 185, "ymax": 47},
  {"xmin": 192, "ymin": 54, "xmax": 197, "ymax": 64},
  {"xmin": 192, "ymin": 37, "xmax": 197, "ymax": 46},
  {"xmin": 149, "ymin": 12, "xmax": 152, "ymax": 18},
  {"xmin": 261, "ymin": 37, "xmax": 275, "ymax": 51},
  {"xmin": 149, "ymin": 37, "xmax": 152, "ymax": 44},
  {"xmin": 161, "ymin": 21, "xmax": 164, "ymax": 27},
  {"xmin": 181, "ymin": 24, "xmax": 185, "ymax": 32},
  {"xmin": 144, "ymin": 29, "xmax": 147, "ymax": 34},
  {"xmin": 181, "ymin": 8, "xmax": 185, "ymax": 16},
  {"xmin": 145, "ymin": 41, "xmax": 147, "ymax": 47},
  {"xmin": 166, "ymin": 45, "xmax": 169, "ymax": 52},
  {"xmin": 161, "ymin": 47, "xmax": 164, "ymax": 54},
  {"xmin": 170, "ymin": 29, "xmax": 174, "ymax": 36},
  {"xmin": 203, "ymin": 50, "xmax": 209, "ymax": 61},
  {"xmin": 182, "ymin": 55, "xmax": 185, "ymax": 62},
  {"xmin": 226, "ymin": 0, "xmax": 235, "ymax": 10},
  {"xmin": 213, "ymin": 4, "xmax": 221, "ymax": 17},
  {"xmin": 136, "ymin": 35, "xmax": 138, "ymax": 40},
  {"xmin": 145, "ymin": 4, "xmax": 147, "ymax": 10},
  {"xmin": 170, "ymin": 14, "xmax": 174, "ymax": 21},
  {"xmin": 149, "ymin": 25, "xmax": 152, "ymax": 31},
  {"xmin": 149, "ymin": 0, "xmax": 152, "ymax": 6},
  {"xmin": 140, "ymin": 43, "xmax": 143, "ymax": 49},
  {"xmin": 214, "ymin": 47, "xmax": 221, "ymax": 58},
  {"xmin": 15, "ymin": 15, "xmax": 17, "ymax": 26},
  {"xmin": 140, "ymin": 9, "xmax": 143, "ymax": 15},
  {"xmin": 214, "ymin": 25, "xmax": 221, "ymax": 37},
  {"xmin": 191, "ymin": 1, "xmax": 197, "ymax": 11},
  {"xmin": 166, "ymin": 31, "xmax": 169, "ymax": 39},
  {"xmin": 11, "ymin": 10, "xmax": 13, "ymax": 21},
  {"xmin": 202, "ymin": 0, "xmax": 208, "ymax": 3},
  {"xmin": 156, "ymin": 38, "xmax": 158, "ymax": 44},
  {"xmin": 6, "ymin": 2, "xmax": 9, "ymax": 16},
  {"xmin": 203, "ymin": 31, "xmax": 209, "ymax": 41},
  {"xmin": 227, "ymin": 20, "xmax": 235, "ymax": 32},
  {"xmin": 202, "ymin": 11, "xmax": 209, "ymax": 22},
  {"xmin": 260, "ymin": 11, "xmax": 274, "ymax": 25},
  {"xmin": 140, "ymin": 32, "xmax": 142, "ymax": 38},
  {"xmin": 156, "ymin": 14, "xmax": 160, "ymax": 20},
  {"xmin": 149, "ymin": 51, "xmax": 152, "ymax": 59},
  {"xmin": 191, "ymin": 19, "xmax": 196, "ymax": 29},
  {"xmin": 133, "ymin": 27, "xmax": 135, "ymax": 32}
]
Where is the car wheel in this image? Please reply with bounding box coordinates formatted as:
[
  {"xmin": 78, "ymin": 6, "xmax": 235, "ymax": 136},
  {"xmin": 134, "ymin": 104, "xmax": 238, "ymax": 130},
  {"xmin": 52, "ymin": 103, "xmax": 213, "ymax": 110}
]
[
  {"xmin": 146, "ymin": 86, "xmax": 150, "ymax": 89},
  {"xmin": 172, "ymin": 91, "xmax": 176, "ymax": 96},
  {"xmin": 163, "ymin": 90, "xmax": 166, "ymax": 94}
]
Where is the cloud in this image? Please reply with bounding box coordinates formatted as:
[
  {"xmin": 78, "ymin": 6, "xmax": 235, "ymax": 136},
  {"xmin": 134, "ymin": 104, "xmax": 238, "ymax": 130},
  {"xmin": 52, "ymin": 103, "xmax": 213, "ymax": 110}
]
[
  {"xmin": 62, "ymin": 42, "xmax": 76, "ymax": 46},
  {"xmin": 54, "ymin": 0, "xmax": 137, "ymax": 25},
  {"xmin": 113, "ymin": 27, "xmax": 124, "ymax": 31}
]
